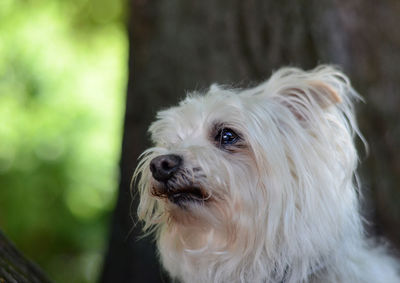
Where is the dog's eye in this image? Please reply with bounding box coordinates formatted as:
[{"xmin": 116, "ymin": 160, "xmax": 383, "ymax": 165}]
[{"xmin": 215, "ymin": 128, "xmax": 239, "ymax": 146}]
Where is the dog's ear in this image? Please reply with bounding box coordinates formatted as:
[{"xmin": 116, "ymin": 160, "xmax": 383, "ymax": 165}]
[
  {"xmin": 266, "ymin": 66, "xmax": 353, "ymax": 120},
  {"xmin": 283, "ymin": 80, "xmax": 342, "ymax": 110},
  {"xmin": 305, "ymin": 80, "xmax": 342, "ymax": 107}
]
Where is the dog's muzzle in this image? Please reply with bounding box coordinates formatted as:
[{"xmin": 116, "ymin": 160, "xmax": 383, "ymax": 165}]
[{"xmin": 149, "ymin": 154, "xmax": 207, "ymax": 205}]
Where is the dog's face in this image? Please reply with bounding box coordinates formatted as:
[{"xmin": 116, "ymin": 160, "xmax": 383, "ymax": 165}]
[
  {"xmin": 137, "ymin": 90, "xmax": 260, "ymax": 237},
  {"xmin": 134, "ymin": 67, "xmax": 361, "ymax": 279}
]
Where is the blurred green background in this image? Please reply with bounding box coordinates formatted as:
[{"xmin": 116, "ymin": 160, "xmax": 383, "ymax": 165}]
[{"xmin": 0, "ymin": 0, "xmax": 127, "ymax": 282}]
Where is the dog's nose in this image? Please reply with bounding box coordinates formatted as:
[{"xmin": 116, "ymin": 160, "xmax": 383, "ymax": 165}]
[{"xmin": 150, "ymin": 154, "xmax": 182, "ymax": 182}]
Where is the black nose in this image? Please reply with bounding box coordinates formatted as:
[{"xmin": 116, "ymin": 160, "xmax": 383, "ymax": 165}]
[{"xmin": 150, "ymin": 154, "xmax": 182, "ymax": 182}]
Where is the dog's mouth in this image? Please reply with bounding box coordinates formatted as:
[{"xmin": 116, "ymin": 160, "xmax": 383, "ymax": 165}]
[
  {"xmin": 167, "ymin": 187, "xmax": 206, "ymax": 204},
  {"xmin": 152, "ymin": 183, "xmax": 209, "ymax": 206}
]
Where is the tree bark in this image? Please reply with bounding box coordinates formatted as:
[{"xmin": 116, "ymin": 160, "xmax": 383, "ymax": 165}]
[
  {"xmin": 101, "ymin": 0, "xmax": 400, "ymax": 282},
  {"xmin": 0, "ymin": 230, "xmax": 52, "ymax": 283}
]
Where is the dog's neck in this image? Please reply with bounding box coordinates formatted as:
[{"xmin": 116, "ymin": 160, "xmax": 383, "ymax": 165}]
[
  {"xmin": 277, "ymin": 260, "xmax": 327, "ymax": 283},
  {"xmin": 158, "ymin": 222, "xmax": 332, "ymax": 283}
]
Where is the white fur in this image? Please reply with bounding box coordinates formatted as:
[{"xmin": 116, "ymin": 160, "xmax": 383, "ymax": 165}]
[{"xmin": 134, "ymin": 66, "xmax": 400, "ymax": 283}]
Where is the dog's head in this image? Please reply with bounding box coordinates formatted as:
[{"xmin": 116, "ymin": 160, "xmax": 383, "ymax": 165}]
[{"xmin": 134, "ymin": 66, "xmax": 363, "ymax": 276}]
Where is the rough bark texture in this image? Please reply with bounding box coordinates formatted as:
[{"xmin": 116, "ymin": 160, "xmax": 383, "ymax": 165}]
[
  {"xmin": 101, "ymin": 0, "xmax": 400, "ymax": 282},
  {"xmin": 0, "ymin": 230, "xmax": 52, "ymax": 283}
]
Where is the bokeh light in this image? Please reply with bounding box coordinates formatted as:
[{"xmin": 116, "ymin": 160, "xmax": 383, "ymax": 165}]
[{"xmin": 0, "ymin": 0, "xmax": 127, "ymax": 282}]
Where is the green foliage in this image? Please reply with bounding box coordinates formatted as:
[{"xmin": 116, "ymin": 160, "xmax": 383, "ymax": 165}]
[{"xmin": 0, "ymin": 0, "xmax": 127, "ymax": 282}]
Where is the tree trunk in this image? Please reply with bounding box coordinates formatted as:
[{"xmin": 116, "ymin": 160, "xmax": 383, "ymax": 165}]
[
  {"xmin": 100, "ymin": 0, "xmax": 400, "ymax": 282},
  {"xmin": 0, "ymin": 230, "xmax": 52, "ymax": 283}
]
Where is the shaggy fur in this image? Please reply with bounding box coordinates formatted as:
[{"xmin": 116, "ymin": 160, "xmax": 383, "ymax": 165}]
[{"xmin": 134, "ymin": 66, "xmax": 400, "ymax": 283}]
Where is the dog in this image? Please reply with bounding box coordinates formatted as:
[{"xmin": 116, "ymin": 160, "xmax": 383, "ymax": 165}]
[{"xmin": 134, "ymin": 66, "xmax": 400, "ymax": 282}]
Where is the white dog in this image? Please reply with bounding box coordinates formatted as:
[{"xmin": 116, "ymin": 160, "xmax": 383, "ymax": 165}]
[{"xmin": 134, "ymin": 66, "xmax": 400, "ymax": 283}]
